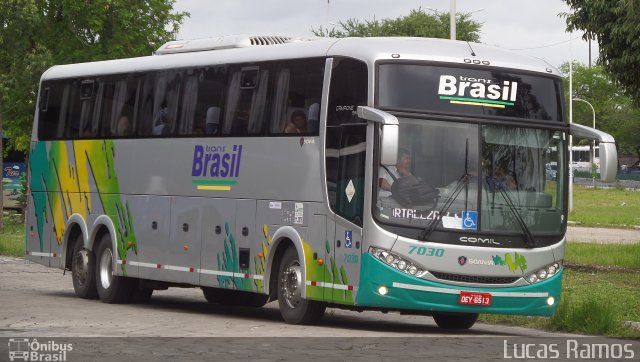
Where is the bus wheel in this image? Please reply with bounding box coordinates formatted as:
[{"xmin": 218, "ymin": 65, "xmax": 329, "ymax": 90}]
[
  {"xmin": 71, "ymin": 235, "xmax": 98, "ymax": 299},
  {"xmin": 433, "ymin": 312, "xmax": 479, "ymax": 330},
  {"xmin": 95, "ymin": 234, "xmax": 132, "ymax": 303},
  {"xmin": 277, "ymin": 246, "xmax": 326, "ymax": 324}
]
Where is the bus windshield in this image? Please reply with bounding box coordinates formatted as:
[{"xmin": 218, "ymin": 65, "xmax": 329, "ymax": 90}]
[{"xmin": 375, "ymin": 118, "xmax": 566, "ymax": 240}]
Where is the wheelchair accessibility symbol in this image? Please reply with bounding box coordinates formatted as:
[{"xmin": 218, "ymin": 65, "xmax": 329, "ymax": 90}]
[{"xmin": 462, "ymin": 211, "xmax": 477, "ymax": 230}]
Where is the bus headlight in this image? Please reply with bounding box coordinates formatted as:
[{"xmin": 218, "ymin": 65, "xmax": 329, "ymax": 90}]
[
  {"xmin": 525, "ymin": 261, "xmax": 562, "ymax": 284},
  {"xmin": 370, "ymin": 247, "xmax": 424, "ymax": 277}
]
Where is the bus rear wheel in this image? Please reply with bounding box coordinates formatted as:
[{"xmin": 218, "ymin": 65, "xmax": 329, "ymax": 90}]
[
  {"xmin": 277, "ymin": 246, "xmax": 325, "ymax": 324},
  {"xmin": 95, "ymin": 234, "xmax": 133, "ymax": 303},
  {"xmin": 71, "ymin": 235, "xmax": 98, "ymax": 299},
  {"xmin": 433, "ymin": 312, "xmax": 479, "ymax": 330}
]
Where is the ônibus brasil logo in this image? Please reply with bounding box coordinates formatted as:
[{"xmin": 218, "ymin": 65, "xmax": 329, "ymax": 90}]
[
  {"xmin": 191, "ymin": 144, "xmax": 242, "ymax": 191},
  {"xmin": 438, "ymin": 75, "xmax": 518, "ymax": 109}
]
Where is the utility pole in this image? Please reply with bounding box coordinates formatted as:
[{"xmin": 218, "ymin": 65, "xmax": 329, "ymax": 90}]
[{"xmin": 450, "ymin": 0, "xmax": 456, "ymax": 40}]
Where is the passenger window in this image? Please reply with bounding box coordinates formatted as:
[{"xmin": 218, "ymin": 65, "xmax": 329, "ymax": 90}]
[
  {"xmin": 327, "ymin": 58, "xmax": 368, "ymax": 127},
  {"xmin": 223, "ymin": 66, "xmax": 270, "ymax": 136},
  {"xmin": 38, "ymin": 81, "xmax": 69, "ymax": 140},
  {"xmin": 178, "ymin": 69, "xmax": 199, "ymax": 136},
  {"xmin": 270, "ymin": 59, "xmax": 324, "ymax": 135},
  {"xmin": 77, "ymin": 80, "xmax": 100, "ymax": 138},
  {"xmin": 184, "ymin": 66, "xmax": 226, "ymax": 136},
  {"xmin": 152, "ymin": 71, "xmax": 182, "ymax": 136},
  {"xmin": 107, "ymin": 76, "xmax": 139, "ymax": 138},
  {"xmin": 64, "ymin": 81, "xmax": 83, "ymax": 138}
]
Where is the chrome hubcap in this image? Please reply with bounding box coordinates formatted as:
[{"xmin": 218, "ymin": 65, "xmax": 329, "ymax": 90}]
[
  {"xmin": 281, "ymin": 261, "xmax": 302, "ymax": 309},
  {"xmin": 73, "ymin": 248, "xmax": 90, "ymax": 287},
  {"xmin": 99, "ymin": 248, "xmax": 114, "ymax": 290}
]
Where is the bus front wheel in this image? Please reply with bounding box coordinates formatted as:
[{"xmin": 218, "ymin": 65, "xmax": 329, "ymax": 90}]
[
  {"xmin": 71, "ymin": 235, "xmax": 98, "ymax": 299},
  {"xmin": 433, "ymin": 312, "xmax": 479, "ymax": 330},
  {"xmin": 277, "ymin": 246, "xmax": 326, "ymax": 324},
  {"xmin": 95, "ymin": 234, "xmax": 133, "ymax": 303}
]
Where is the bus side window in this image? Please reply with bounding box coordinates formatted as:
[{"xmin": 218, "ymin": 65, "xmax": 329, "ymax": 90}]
[
  {"xmin": 108, "ymin": 76, "xmax": 139, "ymax": 138},
  {"xmin": 177, "ymin": 69, "xmax": 199, "ymax": 136},
  {"xmin": 223, "ymin": 66, "xmax": 270, "ymax": 136},
  {"xmin": 151, "ymin": 71, "xmax": 182, "ymax": 137},
  {"xmin": 38, "ymin": 81, "xmax": 67, "ymax": 140},
  {"xmin": 270, "ymin": 58, "xmax": 324, "ymax": 135},
  {"xmin": 187, "ymin": 66, "xmax": 226, "ymax": 137},
  {"xmin": 64, "ymin": 80, "xmax": 83, "ymax": 139},
  {"xmin": 327, "ymin": 58, "xmax": 368, "ymax": 127},
  {"xmin": 78, "ymin": 80, "xmax": 99, "ymax": 138}
]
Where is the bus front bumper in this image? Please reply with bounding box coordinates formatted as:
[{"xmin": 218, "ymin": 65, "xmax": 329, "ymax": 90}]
[{"xmin": 355, "ymin": 253, "xmax": 562, "ymax": 317}]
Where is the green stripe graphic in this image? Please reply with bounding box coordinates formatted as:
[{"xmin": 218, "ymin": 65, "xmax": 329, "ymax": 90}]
[
  {"xmin": 192, "ymin": 179, "xmax": 238, "ymax": 185},
  {"xmin": 440, "ymin": 96, "xmax": 514, "ymax": 106}
]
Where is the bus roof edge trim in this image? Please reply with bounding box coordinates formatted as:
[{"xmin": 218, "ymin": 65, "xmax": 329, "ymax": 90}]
[{"xmin": 155, "ymin": 35, "xmax": 316, "ymax": 55}]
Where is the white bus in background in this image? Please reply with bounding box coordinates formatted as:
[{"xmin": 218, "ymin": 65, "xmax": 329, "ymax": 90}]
[{"xmin": 570, "ymin": 145, "xmax": 599, "ymax": 173}]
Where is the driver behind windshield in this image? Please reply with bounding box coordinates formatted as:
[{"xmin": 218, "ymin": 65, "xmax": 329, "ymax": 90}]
[{"xmin": 378, "ymin": 148, "xmax": 412, "ymax": 198}]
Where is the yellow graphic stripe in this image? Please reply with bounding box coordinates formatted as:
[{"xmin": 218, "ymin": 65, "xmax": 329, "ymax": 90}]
[
  {"xmin": 450, "ymin": 100, "xmax": 505, "ymax": 108},
  {"xmin": 196, "ymin": 185, "xmax": 232, "ymax": 191}
]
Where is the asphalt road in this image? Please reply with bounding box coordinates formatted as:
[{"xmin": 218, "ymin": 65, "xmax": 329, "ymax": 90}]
[
  {"xmin": 1, "ymin": 256, "xmax": 638, "ymax": 361},
  {"xmin": 566, "ymin": 226, "xmax": 640, "ymax": 244}
]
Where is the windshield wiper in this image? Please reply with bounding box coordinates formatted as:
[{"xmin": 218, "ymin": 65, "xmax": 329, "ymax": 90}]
[
  {"xmin": 420, "ymin": 139, "xmax": 471, "ymax": 241},
  {"xmin": 491, "ymin": 185, "xmax": 536, "ymax": 248}
]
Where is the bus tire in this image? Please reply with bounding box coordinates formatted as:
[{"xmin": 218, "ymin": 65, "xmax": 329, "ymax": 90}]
[
  {"xmin": 202, "ymin": 287, "xmax": 269, "ymax": 307},
  {"xmin": 277, "ymin": 246, "xmax": 326, "ymax": 324},
  {"xmin": 433, "ymin": 312, "xmax": 479, "ymax": 330},
  {"xmin": 95, "ymin": 234, "xmax": 132, "ymax": 303},
  {"xmin": 71, "ymin": 235, "xmax": 98, "ymax": 299}
]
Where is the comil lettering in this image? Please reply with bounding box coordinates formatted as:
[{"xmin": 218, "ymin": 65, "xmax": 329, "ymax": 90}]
[{"xmin": 438, "ymin": 75, "xmax": 518, "ymax": 103}]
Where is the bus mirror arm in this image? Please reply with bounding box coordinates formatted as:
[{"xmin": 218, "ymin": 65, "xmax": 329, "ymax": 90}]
[
  {"xmin": 569, "ymin": 123, "xmax": 618, "ymax": 183},
  {"xmin": 357, "ymin": 106, "xmax": 399, "ymax": 165}
]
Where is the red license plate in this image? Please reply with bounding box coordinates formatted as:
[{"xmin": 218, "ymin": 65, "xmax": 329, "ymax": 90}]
[{"xmin": 459, "ymin": 292, "xmax": 492, "ymax": 306}]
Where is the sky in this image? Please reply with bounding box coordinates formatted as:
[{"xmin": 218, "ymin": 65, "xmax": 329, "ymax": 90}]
[{"xmin": 172, "ymin": 0, "xmax": 596, "ymax": 69}]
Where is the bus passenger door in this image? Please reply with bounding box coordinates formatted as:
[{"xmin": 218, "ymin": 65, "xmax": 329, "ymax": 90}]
[
  {"xmin": 199, "ymin": 198, "xmax": 236, "ymax": 289},
  {"xmin": 325, "ymin": 124, "xmax": 367, "ymax": 305}
]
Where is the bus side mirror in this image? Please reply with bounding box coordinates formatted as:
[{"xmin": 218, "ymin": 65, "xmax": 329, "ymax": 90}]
[
  {"xmin": 357, "ymin": 106, "xmax": 398, "ymax": 165},
  {"xmin": 569, "ymin": 123, "xmax": 618, "ymax": 182}
]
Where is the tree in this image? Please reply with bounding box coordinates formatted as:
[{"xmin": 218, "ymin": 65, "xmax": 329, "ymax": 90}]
[
  {"xmin": 312, "ymin": 8, "xmax": 481, "ymax": 42},
  {"xmin": 0, "ymin": 0, "xmax": 189, "ymax": 152},
  {"xmin": 0, "ymin": 1, "xmax": 187, "ymax": 228},
  {"xmin": 560, "ymin": 62, "xmax": 640, "ymax": 156},
  {"xmin": 563, "ymin": 0, "xmax": 640, "ymax": 103}
]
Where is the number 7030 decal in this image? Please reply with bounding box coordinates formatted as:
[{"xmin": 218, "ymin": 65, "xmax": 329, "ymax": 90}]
[{"xmin": 408, "ymin": 246, "xmax": 445, "ymax": 257}]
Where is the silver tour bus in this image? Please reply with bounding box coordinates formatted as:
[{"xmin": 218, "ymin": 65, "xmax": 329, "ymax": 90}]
[{"xmin": 26, "ymin": 35, "xmax": 617, "ymax": 329}]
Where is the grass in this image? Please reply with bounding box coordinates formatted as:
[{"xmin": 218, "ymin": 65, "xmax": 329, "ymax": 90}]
[
  {"xmin": 480, "ymin": 241, "xmax": 640, "ymax": 337},
  {"xmin": 565, "ymin": 242, "xmax": 640, "ymax": 269},
  {"xmin": 480, "ymin": 270, "xmax": 640, "ymax": 338},
  {"xmin": 569, "ymin": 185, "xmax": 640, "ymax": 228},
  {"xmin": 0, "ymin": 213, "xmax": 25, "ymax": 257}
]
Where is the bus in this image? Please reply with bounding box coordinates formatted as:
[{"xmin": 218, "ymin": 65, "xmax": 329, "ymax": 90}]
[
  {"xmin": 570, "ymin": 145, "xmax": 599, "ymax": 172},
  {"xmin": 2, "ymin": 138, "xmax": 26, "ymax": 209},
  {"xmin": 25, "ymin": 35, "xmax": 617, "ymax": 329}
]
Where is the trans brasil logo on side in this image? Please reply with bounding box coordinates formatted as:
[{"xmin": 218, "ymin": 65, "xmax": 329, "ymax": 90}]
[{"xmin": 191, "ymin": 144, "xmax": 243, "ymax": 191}]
